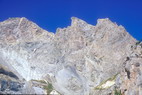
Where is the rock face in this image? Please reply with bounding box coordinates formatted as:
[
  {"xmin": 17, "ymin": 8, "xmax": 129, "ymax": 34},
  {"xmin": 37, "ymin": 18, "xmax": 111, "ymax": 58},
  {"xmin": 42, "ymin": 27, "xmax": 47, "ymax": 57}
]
[{"xmin": 0, "ymin": 17, "xmax": 141, "ymax": 95}]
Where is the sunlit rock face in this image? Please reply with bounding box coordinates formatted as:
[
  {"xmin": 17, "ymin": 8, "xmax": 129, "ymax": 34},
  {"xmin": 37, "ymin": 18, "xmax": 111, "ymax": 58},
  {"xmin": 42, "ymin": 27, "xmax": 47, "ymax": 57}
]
[
  {"xmin": 0, "ymin": 17, "xmax": 141, "ymax": 95},
  {"xmin": 0, "ymin": 17, "xmax": 55, "ymax": 81}
]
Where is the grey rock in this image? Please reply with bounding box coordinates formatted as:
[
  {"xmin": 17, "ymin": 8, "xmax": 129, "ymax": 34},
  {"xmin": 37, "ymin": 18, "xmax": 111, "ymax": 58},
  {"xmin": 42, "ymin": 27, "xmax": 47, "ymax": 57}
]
[
  {"xmin": 0, "ymin": 17, "xmax": 141, "ymax": 95},
  {"xmin": 9, "ymin": 81, "xmax": 22, "ymax": 91},
  {"xmin": 0, "ymin": 80, "xmax": 8, "ymax": 91}
]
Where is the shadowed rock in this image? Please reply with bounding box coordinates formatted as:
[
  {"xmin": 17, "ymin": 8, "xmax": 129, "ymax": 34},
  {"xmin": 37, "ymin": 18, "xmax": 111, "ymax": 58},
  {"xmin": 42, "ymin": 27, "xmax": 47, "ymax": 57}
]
[{"xmin": 0, "ymin": 68, "xmax": 19, "ymax": 79}]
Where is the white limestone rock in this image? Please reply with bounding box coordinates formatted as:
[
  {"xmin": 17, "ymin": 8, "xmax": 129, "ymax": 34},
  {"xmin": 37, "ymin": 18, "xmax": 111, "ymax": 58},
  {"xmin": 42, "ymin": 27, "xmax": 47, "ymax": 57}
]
[{"xmin": 0, "ymin": 17, "xmax": 141, "ymax": 95}]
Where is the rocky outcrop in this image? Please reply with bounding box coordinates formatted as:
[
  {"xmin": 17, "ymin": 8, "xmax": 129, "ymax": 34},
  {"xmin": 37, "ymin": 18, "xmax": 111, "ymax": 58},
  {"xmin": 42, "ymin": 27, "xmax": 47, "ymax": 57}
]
[
  {"xmin": 0, "ymin": 17, "xmax": 141, "ymax": 95},
  {"xmin": 118, "ymin": 42, "xmax": 142, "ymax": 95}
]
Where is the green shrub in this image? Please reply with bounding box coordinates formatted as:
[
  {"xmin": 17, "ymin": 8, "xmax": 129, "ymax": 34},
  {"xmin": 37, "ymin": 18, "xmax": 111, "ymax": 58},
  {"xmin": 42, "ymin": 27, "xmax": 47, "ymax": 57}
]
[
  {"xmin": 43, "ymin": 82, "xmax": 53, "ymax": 94},
  {"xmin": 114, "ymin": 88, "xmax": 122, "ymax": 95}
]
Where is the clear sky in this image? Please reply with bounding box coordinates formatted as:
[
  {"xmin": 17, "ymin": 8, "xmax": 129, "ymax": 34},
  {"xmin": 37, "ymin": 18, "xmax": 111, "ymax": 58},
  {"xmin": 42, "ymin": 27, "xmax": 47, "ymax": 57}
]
[{"xmin": 0, "ymin": 0, "xmax": 142, "ymax": 40}]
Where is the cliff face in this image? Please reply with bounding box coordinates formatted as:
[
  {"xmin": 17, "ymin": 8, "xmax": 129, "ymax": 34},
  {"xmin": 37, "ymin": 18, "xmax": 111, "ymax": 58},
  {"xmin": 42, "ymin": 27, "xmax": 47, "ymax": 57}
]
[{"xmin": 0, "ymin": 17, "xmax": 141, "ymax": 95}]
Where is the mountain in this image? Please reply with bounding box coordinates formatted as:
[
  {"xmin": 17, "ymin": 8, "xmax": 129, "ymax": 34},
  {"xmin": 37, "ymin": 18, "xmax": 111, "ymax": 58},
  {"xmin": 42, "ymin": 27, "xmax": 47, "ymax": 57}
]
[{"xmin": 0, "ymin": 17, "xmax": 141, "ymax": 95}]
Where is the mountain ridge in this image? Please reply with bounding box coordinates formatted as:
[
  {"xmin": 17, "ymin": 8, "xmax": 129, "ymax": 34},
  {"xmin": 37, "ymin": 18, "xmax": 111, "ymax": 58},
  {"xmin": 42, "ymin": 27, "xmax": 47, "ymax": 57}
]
[{"xmin": 0, "ymin": 17, "xmax": 141, "ymax": 95}]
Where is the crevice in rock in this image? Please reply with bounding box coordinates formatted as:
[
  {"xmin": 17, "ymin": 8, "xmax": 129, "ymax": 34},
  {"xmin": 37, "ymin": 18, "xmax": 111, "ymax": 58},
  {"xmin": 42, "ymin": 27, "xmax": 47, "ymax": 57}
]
[
  {"xmin": 125, "ymin": 68, "xmax": 130, "ymax": 79},
  {"xmin": 126, "ymin": 57, "xmax": 130, "ymax": 61},
  {"xmin": 0, "ymin": 68, "xmax": 19, "ymax": 79},
  {"xmin": 134, "ymin": 63, "xmax": 140, "ymax": 67}
]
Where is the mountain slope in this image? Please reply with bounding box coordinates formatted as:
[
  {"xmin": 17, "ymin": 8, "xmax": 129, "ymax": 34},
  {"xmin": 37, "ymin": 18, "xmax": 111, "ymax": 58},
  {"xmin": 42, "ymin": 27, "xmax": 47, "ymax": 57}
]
[{"xmin": 0, "ymin": 17, "xmax": 141, "ymax": 95}]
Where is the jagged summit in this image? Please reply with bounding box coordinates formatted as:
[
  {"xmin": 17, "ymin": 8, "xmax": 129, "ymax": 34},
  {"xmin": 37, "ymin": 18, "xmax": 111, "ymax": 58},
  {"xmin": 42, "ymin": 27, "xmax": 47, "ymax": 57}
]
[
  {"xmin": 1, "ymin": 17, "xmax": 123, "ymax": 34},
  {"xmin": 71, "ymin": 17, "xmax": 116, "ymax": 28},
  {"xmin": 97, "ymin": 18, "xmax": 111, "ymax": 24},
  {"xmin": 0, "ymin": 17, "xmax": 141, "ymax": 95},
  {"xmin": 0, "ymin": 17, "xmax": 54, "ymax": 44},
  {"xmin": 71, "ymin": 17, "xmax": 89, "ymax": 26}
]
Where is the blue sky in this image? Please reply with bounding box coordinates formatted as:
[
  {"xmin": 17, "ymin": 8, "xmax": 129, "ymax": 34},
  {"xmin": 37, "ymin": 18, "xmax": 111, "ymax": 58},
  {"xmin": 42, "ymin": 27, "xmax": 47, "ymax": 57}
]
[{"xmin": 0, "ymin": 0, "xmax": 142, "ymax": 40}]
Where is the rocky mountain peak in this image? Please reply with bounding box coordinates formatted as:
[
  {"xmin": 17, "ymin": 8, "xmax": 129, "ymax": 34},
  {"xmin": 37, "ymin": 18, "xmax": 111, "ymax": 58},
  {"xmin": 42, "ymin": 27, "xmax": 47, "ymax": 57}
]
[
  {"xmin": 0, "ymin": 17, "xmax": 54, "ymax": 44},
  {"xmin": 97, "ymin": 18, "xmax": 111, "ymax": 24},
  {"xmin": 0, "ymin": 17, "xmax": 141, "ymax": 95},
  {"xmin": 71, "ymin": 17, "xmax": 88, "ymax": 27}
]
